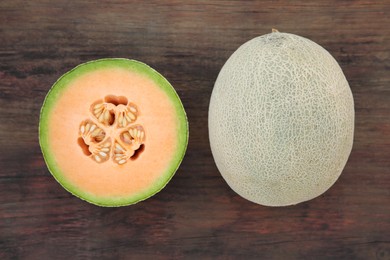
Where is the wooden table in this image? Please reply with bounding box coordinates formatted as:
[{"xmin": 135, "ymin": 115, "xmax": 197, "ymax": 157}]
[{"xmin": 1, "ymin": 1, "xmax": 389, "ymax": 259}]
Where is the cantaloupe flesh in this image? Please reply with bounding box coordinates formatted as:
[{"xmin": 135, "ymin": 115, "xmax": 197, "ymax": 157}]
[{"xmin": 39, "ymin": 59, "xmax": 188, "ymax": 206}]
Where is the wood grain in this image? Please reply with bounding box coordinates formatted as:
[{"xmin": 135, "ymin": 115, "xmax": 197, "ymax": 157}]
[{"xmin": 0, "ymin": 1, "xmax": 389, "ymax": 259}]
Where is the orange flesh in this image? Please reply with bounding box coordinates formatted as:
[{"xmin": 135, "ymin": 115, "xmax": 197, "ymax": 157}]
[{"xmin": 48, "ymin": 68, "xmax": 178, "ymax": 198}]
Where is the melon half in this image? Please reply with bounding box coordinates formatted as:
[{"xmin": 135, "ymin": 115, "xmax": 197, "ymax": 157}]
[
  {"xmin": 39, "ymin": 59, "xmax": 188, "ymax": 206},
  {"xmin": 209, "ymin": 31, "xmax": 354, "ymax": 206}
]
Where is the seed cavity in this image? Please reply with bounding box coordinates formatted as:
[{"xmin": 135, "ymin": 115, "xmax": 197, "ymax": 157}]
[
  {"xmin": 104, "ymin": 95, "xmax": 128, "ymax": 106},
  {"xmin": 89, "ymin": 139, "xmax": 112, "ymax": 163},
  {"xmin": 92, "ymin": 102, "xmax": 116, "ymax": 126},
  {"xmin": 130, "ymin": 144, "xmax": 145, "ymax": 161},
  {"xmin": 120, "ymin": 125, "xmax": 145, "ymax": 145},
  {"xmin": 116, "ymin": 103, "xmax": 137, "ymax": 128},
  {"xmin": 79, "ymin": 96, "xmax": 145, "ymax": 165},
  {"xmin": 79, "ymin": 120, "xmax": 106, "ymax": 144},
  {"xmin": 78, "ymin": 137, "xmax": 92, "ymax": 156}
]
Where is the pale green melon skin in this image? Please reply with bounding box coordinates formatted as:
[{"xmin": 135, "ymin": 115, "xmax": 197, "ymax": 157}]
[
  {"xmin": 39, "ymin": 58, "xmax": 188, "ymax": 207},
  {"xmin": 209, "ymin": 32, "xmax": 354, "ymax": 206}
]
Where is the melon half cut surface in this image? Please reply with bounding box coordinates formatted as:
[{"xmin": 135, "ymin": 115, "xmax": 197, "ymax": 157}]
[{"xmin": 39, "ymin": 59, "xmax": 188, "ymax": 206}]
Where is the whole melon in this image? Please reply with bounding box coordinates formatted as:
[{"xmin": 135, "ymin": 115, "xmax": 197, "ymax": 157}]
[{"xmin": 208, "ymin": 30, "xmax": 354, "ymax": 206}]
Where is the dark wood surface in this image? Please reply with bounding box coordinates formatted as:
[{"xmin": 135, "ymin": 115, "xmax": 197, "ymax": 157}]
[{"xmin": 1, "ymin": 1, "xmax": 389, "ymax": 259}]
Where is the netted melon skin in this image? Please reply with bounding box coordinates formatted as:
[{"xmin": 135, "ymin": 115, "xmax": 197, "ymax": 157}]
[{"xmin": 209, "ymin": 32, "xmax": 354, "ymax": 206}]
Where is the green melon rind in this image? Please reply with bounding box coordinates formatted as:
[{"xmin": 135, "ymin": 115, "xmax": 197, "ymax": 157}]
[{"xmin": 39, "ymin": 58, "xmax": 188, "ymax": 207}]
